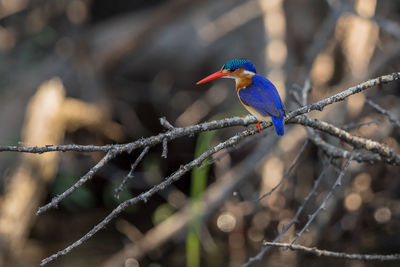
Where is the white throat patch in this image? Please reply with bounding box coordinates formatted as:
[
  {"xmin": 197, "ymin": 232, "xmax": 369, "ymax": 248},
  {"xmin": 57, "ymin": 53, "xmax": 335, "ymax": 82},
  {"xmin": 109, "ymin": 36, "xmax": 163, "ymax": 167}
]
[{"xmin": 243, "ymin": 70, "xmax": 255, "ymax": 75}]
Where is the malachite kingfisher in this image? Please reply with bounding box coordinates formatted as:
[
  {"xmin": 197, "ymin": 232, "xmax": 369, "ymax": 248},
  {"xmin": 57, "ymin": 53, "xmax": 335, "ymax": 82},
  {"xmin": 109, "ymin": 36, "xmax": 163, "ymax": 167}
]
[{"xmin": 196, "ymin": 59, "xmax": 286, "ymax": 136}]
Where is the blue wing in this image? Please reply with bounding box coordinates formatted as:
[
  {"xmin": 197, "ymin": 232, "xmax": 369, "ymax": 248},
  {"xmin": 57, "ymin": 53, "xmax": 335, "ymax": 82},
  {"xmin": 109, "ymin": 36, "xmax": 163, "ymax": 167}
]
[{"xmin": 238, "ymin": 74, "xmax": 284, "ymax": 118}]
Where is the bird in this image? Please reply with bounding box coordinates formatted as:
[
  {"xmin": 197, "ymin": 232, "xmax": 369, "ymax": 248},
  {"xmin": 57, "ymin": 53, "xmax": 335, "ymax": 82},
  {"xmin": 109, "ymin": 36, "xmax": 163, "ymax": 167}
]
[{"xmin": 196, "ymin": 59, "xmax": 286, "ymax": 136}]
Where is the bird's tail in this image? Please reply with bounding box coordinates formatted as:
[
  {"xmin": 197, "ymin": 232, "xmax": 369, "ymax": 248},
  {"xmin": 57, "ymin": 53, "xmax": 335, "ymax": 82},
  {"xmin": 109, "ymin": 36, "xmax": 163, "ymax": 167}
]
[{"xmin": 272, "ymin": 115, "xmax": 284, "ymax": 136}]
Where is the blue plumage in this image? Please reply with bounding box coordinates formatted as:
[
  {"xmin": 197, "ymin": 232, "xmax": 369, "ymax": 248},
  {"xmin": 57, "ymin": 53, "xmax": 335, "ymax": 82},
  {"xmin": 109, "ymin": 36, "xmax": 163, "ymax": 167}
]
[
  {"xmin": 271, "ymin": 116, "xmax": 285, "ymax": 136},
  {"xmin": 196, "ymin": 58, "xmax": 285, "ymax": 136},
  {"xmin": 238, "ymin": 74, "xmax": 285, "ymax": 136},
  {"xmin": 222, "ymin": 59, "xmax": 257, "ymax": 73}
]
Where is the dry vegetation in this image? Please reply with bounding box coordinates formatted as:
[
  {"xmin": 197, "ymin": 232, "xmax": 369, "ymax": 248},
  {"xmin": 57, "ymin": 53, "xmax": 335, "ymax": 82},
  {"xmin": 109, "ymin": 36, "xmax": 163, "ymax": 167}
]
[{"xmin": 0, "ymin": 0, "xmax": 400, "ymax": 267}]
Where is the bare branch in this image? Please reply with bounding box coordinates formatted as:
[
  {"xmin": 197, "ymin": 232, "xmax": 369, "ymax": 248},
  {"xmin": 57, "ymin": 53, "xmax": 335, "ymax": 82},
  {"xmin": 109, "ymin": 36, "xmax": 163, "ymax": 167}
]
[
  {"xmin": 40, "ymin": 127, "xmax": 256, "ymax": 265},
  {"xmin": 243, "ymin": 157, "xmax": 332, "ymax": 267},
  {"xmin": 292, "ymin": 115, "xmax": 400, "ymax": 165},
  {"xmin": 0, "ymin": 72, "xmax": 398, "ymax": 157},
  {"xmin": 287, "ymin": 72, "xmax": 400, "ymax": 119},
  {"xmin": 365, "ymin": 98, "xmax": 400, "ymax": 129},
  {"xmin": 257, "ymin": 139, "xmax": 309, "ymax": 201},
  {"xmin": 159, "ymin": 116, "xmax": 175, "ymax": 130},
  {"xmin": 14, "ymin": 71, "xmax": 398, "ymax": 264},
  {"xmin": 39, "ymin": 102, "xmax": 399, "ymax": 215},
  {"xmin": 243, "ymin": 155, "xmax": 353, "ymax": 267},
  {"xmin": 114, "ymin": 146, "xmax": 150, "ymax": 198},
  {"xmin": 0, "ymin": 144, "xmax": 113, "ymax": 153},
  {"xmin": 263, "ymin": 242, "xmax": 400, "ymax": 261},
  {"xmin": 161, "ymin": 138, "xmax": 168, "ymax": 158},
  {"xmin": 290, "ymin": 154, "xmax": 354, "ymax": 244},
  {"xmin": 286, "ymin": 156, "xmax": 332, "ymax": 228},
  {"xmin": 308, "ymin": 133, "xmax": 382, "ymax": 163},
  {"xmin": 341, "ymin": 120, "xmax": 379, "ymax": 131},
  {"xmin": 1, "ymin": 115, "xmax": 257, "ymax": 154},
  {"xmin": 36, "ymin": 149, "xmax": 118, "ymax": 215},
  {"xmin": 199, "ymin": 129, "xmax": 267, "ymax": 169},
  {"xmin": 301, "ymin": 78, "xmax": 312, "ymax": 106},
  {"xmin": 0, "ymin": 68, "xmax": 394, "ymax": 201}
]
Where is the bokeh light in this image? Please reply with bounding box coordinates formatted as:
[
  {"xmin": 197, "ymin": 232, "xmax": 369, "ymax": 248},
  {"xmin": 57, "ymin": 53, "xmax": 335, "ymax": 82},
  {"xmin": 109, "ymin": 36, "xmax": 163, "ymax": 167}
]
[
  {"xmin": 374, "ymin": 207, "xmax": 391, "ymax": 223},
  {"xmin": 217, "ymin": 211, "xmax": 236, "ymax": 233}
]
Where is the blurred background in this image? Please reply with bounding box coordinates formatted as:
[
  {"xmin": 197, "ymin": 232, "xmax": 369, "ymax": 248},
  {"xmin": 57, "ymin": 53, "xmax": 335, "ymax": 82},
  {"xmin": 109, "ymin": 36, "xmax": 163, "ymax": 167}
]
[{"xmin": 0, "ymin": 0, "xmax": 400, "ymax": 266}]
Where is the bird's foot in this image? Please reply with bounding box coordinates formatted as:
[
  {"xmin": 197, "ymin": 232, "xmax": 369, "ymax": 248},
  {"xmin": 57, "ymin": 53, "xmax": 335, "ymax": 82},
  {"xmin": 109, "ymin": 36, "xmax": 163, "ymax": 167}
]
[{"xmin": 256, "ymin": 121, "xmax": 261, "ymax": 133}]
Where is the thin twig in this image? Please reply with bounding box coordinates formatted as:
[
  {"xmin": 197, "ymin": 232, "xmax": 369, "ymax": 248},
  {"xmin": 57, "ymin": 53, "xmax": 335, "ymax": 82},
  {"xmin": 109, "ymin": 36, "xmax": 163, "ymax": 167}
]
[
  {"xmin": 242, "ymin": 157, "xmax": 332, "ymax": 267},
  {"xmin": 114, "ymin": 147, "xmax": 150, "ymax": 198},
  {"xmin": 341, "ymin": 120, "xmax": 379, "ymax": 131},
  {"xmin": 245, "ymin": 154, "xmax": 354, "ymax": 266},
  {"xmin": 40, "ymin": 127, "xmax": 256, "ymax": 266},
  {"xmin": 301, "ymin": 78, "xmax": 311, "ymax": 106},
  {"xmin": 159, "ymin": 116, "xmax": 175, "ymax": 130},
  {"xmin": 289, "ymin": 90, "xmax": 302, "ymax": 106},
  {"xmin": 365, "ymin": 98, "xmax": 400, "ymax": 129},
  {"xmin": 290, "ymin": 154, "xmax": 354, "ymax": 244},
  {"xmin": 287, "ymin": 72, "xmax": 400, "ymax": 119},
  {"xmin": 263, "ymin": 242, "xmax": 400, "ymax": 261},
  {"xmin": 36, "ymin": 149, "xmax": 118, "ymax": 215},
  {"xmin": 257, "ymin": 139, "xmax": 309, "ymax": 201},
  {"xmin": 161, "ymin": 138, "xmax": 168, "ymax": 158},
  {"xmin": 199, "ymin": 128, "xmax": 270, "ymax": 169},
  {"xmin": 286, "ymin": 156, "xmax": 332, "ymax": 230}
]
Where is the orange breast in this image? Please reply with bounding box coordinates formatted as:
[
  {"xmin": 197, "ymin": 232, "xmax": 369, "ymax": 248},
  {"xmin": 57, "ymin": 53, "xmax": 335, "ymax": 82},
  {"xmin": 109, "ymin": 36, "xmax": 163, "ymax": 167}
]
[
  {"xmin": 236, "ymin": 78, "xmax": 253, "ymax": 91},
  {"xmin": 232, "ymin": 68, "xmax": 254, "ymax": 91}
]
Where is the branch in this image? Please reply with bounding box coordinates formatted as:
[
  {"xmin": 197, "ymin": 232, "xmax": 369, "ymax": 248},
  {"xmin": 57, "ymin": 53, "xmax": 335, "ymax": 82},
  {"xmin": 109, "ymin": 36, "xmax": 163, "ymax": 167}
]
[
  {"xmin": 101, "ymin": 130, "xmax": 280, "ymax": 266},
  {"xmin": 114, "ymin": 146, "xmax": 150, "ymax": 198},
  {"xmin": 243, "ymin": 157, "xmax": 332, "ymax": 267},
  {"xmin": 263, "ymin": 242, "xmax": 400, "ymax": 261},
  {"xmin": 35, "ymin": 116, "xmax": 256, "ymax": 214},
  {"xmin": 29, "ymin": 73, "xmax": 400, "ymax": 217},
  {"xmin": 286, "ymin": 72, "xmax": 400, "ymax": 119},
  {"xmin": 161, "ymin": 138, "xmax": 168, "ymax": 158},
  {"xmin": 365, "ymin": 98, "xmax": 400, "ymax": 129},
  {"xmin": 1, "ymin": 115, "xmax": 257, "ymax": 154},
  {"xmin": 308, "ymin": 133, "xmax": 382, "ymax": 163},
  {"xmin": 0, "ymin": 144, "xmax": 113, "ymax": 153},
  {"xmin": 341, "ymin": 120, "xmax": 379, "ymax": 131},
  {"xmin": 12, "ymin": 71, "xmax": 397, "ymax": 264},
  {"xmin": 40, "ymin": 127, "xmax": 256, "ymax": 266},
  {"xmin": 1, "ymin": 72, "xmax": 398, "ymax": 156},
  {"xmin": 199, "ymin": 128, "xmax": 269, "ymax": 169},
  {"xmin": 159, "ymin": 116, "xmax": 175, "ymax": 130},
  {"xmin": 257, "ymin": 140, "xmax": 309, "ymax": 201},
  {"xmin": 37, "ymin": 149, "xmax": 118, "ymax": 215},
  {"xmin": 291, "ymin": 115, "xmax": 400, "ymax": 165},
  {"xmin": 290, "ymin": 154, "xmax": 354, "ymax": 244},
  {"xmin": 243, "ymin": 155, "xmax": 353, "ymax": 267}
]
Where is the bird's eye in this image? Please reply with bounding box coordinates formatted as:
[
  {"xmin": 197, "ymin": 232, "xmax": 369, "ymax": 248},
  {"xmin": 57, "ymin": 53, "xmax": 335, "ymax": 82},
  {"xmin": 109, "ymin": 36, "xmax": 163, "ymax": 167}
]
[{"xmin": 229, "ymin": 69, "xmax": 235, "ymax": 73}]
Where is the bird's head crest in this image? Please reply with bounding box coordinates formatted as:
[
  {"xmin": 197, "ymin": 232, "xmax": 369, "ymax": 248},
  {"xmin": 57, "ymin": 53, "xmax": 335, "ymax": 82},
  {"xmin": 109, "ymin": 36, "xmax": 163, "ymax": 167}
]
[{"xmin": 222, "ymin": 59, "xmax": 256, "ymax": 73}]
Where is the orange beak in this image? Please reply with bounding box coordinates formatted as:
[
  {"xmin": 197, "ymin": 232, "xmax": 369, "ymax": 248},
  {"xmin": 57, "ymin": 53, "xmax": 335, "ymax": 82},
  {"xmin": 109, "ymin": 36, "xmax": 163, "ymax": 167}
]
[{"xmin": 196, "ymin": 71, "xmax": 228, "ymax": 85}]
